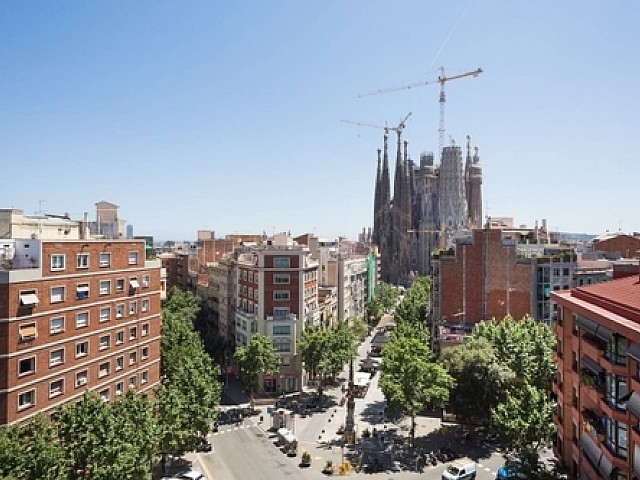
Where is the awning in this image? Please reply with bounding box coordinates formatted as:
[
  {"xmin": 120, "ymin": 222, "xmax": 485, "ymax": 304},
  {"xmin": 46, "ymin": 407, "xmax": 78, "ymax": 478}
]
[
  {"xmin": 598, "ymin": 454, "xmax": 614, "ymax": 478},
  {"xmin": 627, "ymin": 392, "xmax": 640, "ymax": 420},
  {"xmin": 130, "ymin": 279, "xmax": 140, "ymax": 289},
  {"xmin": 76, "ymin": 285, "xmax": 89, "ymax": 292},
  {"xmin": 581, "ymin": 355, "xmax": 603, "ymax": 375},
  {"xmin": 580, "ymin": 434, "xmax": 603, "ymax": 468},
  {"xmin": 576, "ymin": 315, "xmax": 598, "ymax": 335},
  {"xmin": 628, "ymin": 342, "xmax": 640, "ymax": 363},
  {"xmin": 594, "ymin": 325, "xmax": 613, "ymax": 342},
  {"xmin": 20, "ymin": 293, "xmax": 39, "ymax": 306},
  {"xmin": 19, "ymin": 326, "xmax": 37, "ymax": 340}
]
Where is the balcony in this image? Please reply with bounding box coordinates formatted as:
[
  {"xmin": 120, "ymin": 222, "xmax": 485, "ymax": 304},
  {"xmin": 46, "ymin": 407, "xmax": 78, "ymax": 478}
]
[
  {"xmin": 267, "ymin": 313, "xmax": 298, "ymax": 322},
  {"xmin": 235, "ymin": 310, "xmax": 257, "ymax": 322}
]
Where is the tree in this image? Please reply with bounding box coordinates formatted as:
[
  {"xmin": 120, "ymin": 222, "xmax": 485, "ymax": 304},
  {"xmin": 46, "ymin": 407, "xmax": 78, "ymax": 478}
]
[
  {"xmin": 374, "ymin": 282, "xmax": 399, "ymax": 314},
  {"xmin": 380, "ymin": 323, "xmax": 453, "ymax": 445},
  {"xmin": 234, "ymin": 333, "xmax": 281, "ymax": 406},
  {"xmin": 158, "ymin": 289, "xmax": 221, "ymax": 463},
  {"xmin": 19, "ymin": 413, "xmax": 65, "ymax": 480},
  {"xmin": 298, "ymin": 326, "xmax": 328, "ymax": 380},
  {"xmin": 0, "ymin": 422, "xmax": 24, "ymax": 479},
  {"xmin": 394, "ymin": 276, "xmax": 430, "ymax": 327},
  {"xmin": 440, "ymin": 337, "xmax": 514, "ymax": 426}
]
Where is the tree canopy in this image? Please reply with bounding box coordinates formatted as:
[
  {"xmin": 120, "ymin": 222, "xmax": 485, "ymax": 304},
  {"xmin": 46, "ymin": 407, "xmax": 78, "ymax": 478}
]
[
  {"xmin": 394, "ymin": 276, "xmax": 430, "ymax": 327},
  {"xmin": 234, "ymin": 333, "xmax": 281, "ymax": 401}
]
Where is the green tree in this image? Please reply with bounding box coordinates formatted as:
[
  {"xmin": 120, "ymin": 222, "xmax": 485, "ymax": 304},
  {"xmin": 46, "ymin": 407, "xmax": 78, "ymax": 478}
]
[
  {"xmin": 394, "ymin": 276, "xmax": 430, "ymax": 327},
  {"xmin": 380, "ymin": 323, "xmax": 453, "ymax": 445},
  {"xmin": 0, "ymin": 422, "xmax": 23, "ymax": 479},
  {"xmin": 374, "ymin": 282, "xmax": 399, "ymax": 314},
  {"xmin": 234, "ymin": 333, "xmax": 281, "ymax": 406},
  {"xmin": 20, "ymin": 413, "xmax": 65, "ymax": 480},
  {"xmin": 298, "ymin": 326, "xmax": 328, "ymax": 380},
  {"xmin": 348, "ymin": 316, "xmax": 369, "ymax": 341},
  {"xmin": 158, "ymin": 289, "xmax": 221, "ymax": 464},
  {"xmin": 440, "ymin": 337, "xmax": 514, "ymax": 426}
]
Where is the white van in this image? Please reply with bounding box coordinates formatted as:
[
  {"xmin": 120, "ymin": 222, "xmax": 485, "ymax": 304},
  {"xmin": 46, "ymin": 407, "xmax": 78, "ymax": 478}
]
[{"xmin": 441, "ymin": 460, "xmax": 477, "ymax": 480}]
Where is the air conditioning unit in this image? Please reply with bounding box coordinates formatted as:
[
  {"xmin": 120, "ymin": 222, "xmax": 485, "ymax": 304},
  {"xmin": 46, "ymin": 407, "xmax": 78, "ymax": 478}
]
[{"xmin": 77, "ymin": 377, "xmax": 87, "ymax": 386}]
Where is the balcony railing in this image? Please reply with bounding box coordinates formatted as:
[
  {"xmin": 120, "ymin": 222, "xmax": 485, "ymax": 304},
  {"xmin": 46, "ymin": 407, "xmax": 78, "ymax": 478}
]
[{"xmin": 267, "ymin": 313, "xmax": 298, "ymax": 322}]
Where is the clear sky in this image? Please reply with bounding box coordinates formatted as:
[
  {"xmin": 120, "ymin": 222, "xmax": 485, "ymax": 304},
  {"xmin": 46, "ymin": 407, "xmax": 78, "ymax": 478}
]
[{"xmin": 1, "ymin": 1, "xmax": 638, "ymax": 241}]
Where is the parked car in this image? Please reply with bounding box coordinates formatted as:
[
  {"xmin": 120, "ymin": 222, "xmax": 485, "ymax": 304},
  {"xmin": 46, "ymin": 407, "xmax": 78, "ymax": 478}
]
[
  {"xmin": 195, "ymin": 436, "xmax": 212, "ymax": 452},
  {"xmin": 496, "ymin": 459, "xmax": 527, "ymax": 480},
  {"xmin": 161, "ymin": 468, "xmax": 206, "ymax": 480},
  {"xmin": 442, "ymin": 459, "xmax": 477, "ymax": 480}
]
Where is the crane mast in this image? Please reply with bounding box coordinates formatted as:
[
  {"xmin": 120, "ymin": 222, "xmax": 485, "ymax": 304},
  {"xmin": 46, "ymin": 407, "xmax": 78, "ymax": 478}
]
[{"xmin": 359, "ymin": 66, "xmax": 482, "ymax": 160}]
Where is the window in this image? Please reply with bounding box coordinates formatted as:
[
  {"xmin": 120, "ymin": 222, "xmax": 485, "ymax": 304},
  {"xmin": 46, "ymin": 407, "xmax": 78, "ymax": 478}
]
[
  {"xmin": 272, "ymin": 325, "xmax": 291, "ymax": 335},
  {"xmin": 99, "ymin": 389, "xmax": 110, "ymax": 401},
  {"xmin": 50, "ymin": 348, "xmax": 64, "ymax": 367},
  {"xmin": 50, "ymin": 316, "xmax": 64, "ymax": 334},
  {"xmin": 142, "ymin": 346, "xmax": 149, "ymax": 360},
  {"xmin": 243, "ymin": 270, "xmax": 247, "ymax": 281},
  {"xmin": 115, "ymin": 330, "xmax": 124, "ymax": 345},
  {"xmin": 129, "ymin": 301, "xmax": 137, "ymax": 315},
  {"xmin": 19, "ymin": 290, "xmax": 39, "ymax": 306},
  {"xmin": 76, "ymin": 283, "xmax": 89, "ymax": 300},
  {"xmin": 607, "ymin": 334, "xmax": 627, "ymax": 365},
  {"xmin": 50, "ymin": 286, "xmax": 64, "ymax": 303},
  {"xmin": 129, "ymin": 351, "xmax": 137, "ymax": 365},
  {"xmin": 98, "ymin": 362, "xmax": 110, "ymax": 378},
  {"xmin": 273, "ymin": 307, "xmax": 290, "ymax": 318},
  {"xmin": 99, "ymin": 335, "xmax": 110, "ymax": 351},
  {"xmin": 142, "ymin": 323, "xmax": 149, "ymax": 337},
  {"xmin": 142, "ymin": 275, "xmax": 150, "ymax": 288},
  {"xmin": 129, "ymin": 327, "xmax": 137, "ymax": 340},
  {"xmin": 51, "ymin": 254, "xmax": 65, "ymax": 271},
  {"xmin": 99, "ymin": 307, "xmax": 110, "ymax": 323},
  {"xmin": 18, "ymin": 390, "xmax": 35, "ymax": 410},
  {"xmin": 141, "ymin": 370, "xmax": 148, "ymax": 384},
  {"xmin": 274, "ymin": 257, "xmax": 290, "ymax": 268},
  {"xmin": 115, "ymin": 382, "xmax": 124, "ymax": 396},
  {"xmin": 129, "ymin": 376, "xmax": 137, "ymax": 389},
  {"xmin": 128, "ymin": 251, "xmax": 138, "ymax": 265},
  {"xmin": 18, "ymin": 356, "xmax": 35, "ymax": 376},
  {"xmin": 99, "ymin": 280, "xmax": 111, "ymax": 295},
  {"xmin": 76, "ymin": 312, "xmax": 89, "ymax": 328},
  {"xmin": 605, "ymin": 418, "xmax": 628, "ymax": 458},
  {"xmin": 273, "ymin": 290, "xmax": 290, "ymax": 301},
  {"xmin": 142, "ymin": 299, "xmax": 149, "ymax": 312},
  {"xmin": 76, "ymin": 341, "xmax": 89, "ymax": 358},
  {"xmin": 605, "ymin": 374, "xmax": 627, "ymax": 409},
  {"xmin": 130, "ymin": 278, "xmax": 139, "ymax": 290},
  {"xmin": 115, "ymin": 356, "xmax": 124, "ymax": 371},
  {"xmin": 274, "ymin": 274, "xmax": 290, "ymax": 284},
  {"xmin": 116, "ymin": 303, "xmax": 125, "ymax": 318},
  {"xmin": 273, "ymin": 338, "xmax": 291, "ymax": 352},
  {"xmin": 19, "ymin": 323, "xmax": 37, "ymax": 341},
  {"xmin": 76, "ymin": 370, "xmax": 88, "ymax": 387},
  {"xmin": 99, "ymin": 252, "xmax": 111, "ymax": 267},
  {"xmin": 49, "ymin": 379, "xmax": 64, "ymax": 398},
  {"xmin": 77, "ymin": 253, "xmax": 89, "ymax": 269},
  {"xmin": 116, "ymin": 278, "xmax": 125, "ymax": 292}
]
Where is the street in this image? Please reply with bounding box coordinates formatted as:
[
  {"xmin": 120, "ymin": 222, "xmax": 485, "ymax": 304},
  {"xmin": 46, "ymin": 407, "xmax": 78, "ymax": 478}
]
[{"xmin": 188, "ymin": 329, "xmax": 529, "ymax": 480}]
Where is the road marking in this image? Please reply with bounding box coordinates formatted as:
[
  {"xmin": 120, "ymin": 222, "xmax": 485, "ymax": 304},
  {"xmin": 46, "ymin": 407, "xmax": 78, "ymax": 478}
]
[{"xmin": 196, "ymin": 453, "xmax": 215, "ymax": 480}]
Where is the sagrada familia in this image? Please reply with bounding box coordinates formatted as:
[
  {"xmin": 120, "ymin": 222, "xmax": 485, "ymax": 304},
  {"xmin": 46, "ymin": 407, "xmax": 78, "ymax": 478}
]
[{"xmin": 372, "ymin": 129, "xmax": 483, "ymax": 285}]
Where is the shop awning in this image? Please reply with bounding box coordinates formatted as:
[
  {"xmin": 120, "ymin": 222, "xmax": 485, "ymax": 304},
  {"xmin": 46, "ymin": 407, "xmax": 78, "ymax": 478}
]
[
  {"xmin": 627, "ymin": 392, "xmax": 640, "ymax": 420},
  {"xmin": 580, "ymin": 434, "xmax": 602, "ymax": 469},
  {"xmin": 581, "ymin": 355, "xmax": 603, "ymax": 375},
  {"xmin": 19, "ymin": 293, "xmax": 39, "ymax": 306},
  {"xmin": 576, "ymin": 315, "xmax": 598, "ymax": 335},
  {"xmin": 628, "ymin": 342, "xmax": 640, "ymax": 363}
]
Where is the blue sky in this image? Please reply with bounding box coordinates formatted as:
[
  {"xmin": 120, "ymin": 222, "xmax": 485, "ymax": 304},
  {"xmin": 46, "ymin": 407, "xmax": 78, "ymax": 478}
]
[{"xmin": 1, "ymin": 1, "xmax": 638, "ymax": 241}]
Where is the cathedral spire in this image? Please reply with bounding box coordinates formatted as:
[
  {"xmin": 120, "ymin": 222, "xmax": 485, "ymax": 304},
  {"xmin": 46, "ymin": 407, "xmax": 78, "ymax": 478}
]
[
  {"xmin": 381, "ymin": 131, "xmax": 390, "ymax": 204},
  {"xmin": 373, "ymin": 148, "xmax": 382, "ymax": 245}
]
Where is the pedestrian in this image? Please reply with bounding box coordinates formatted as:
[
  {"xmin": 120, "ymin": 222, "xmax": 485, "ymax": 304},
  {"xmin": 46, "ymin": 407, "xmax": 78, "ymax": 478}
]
[{"xmin": 237, "ymin": 413, "xmax": 243, "ymax": 426}]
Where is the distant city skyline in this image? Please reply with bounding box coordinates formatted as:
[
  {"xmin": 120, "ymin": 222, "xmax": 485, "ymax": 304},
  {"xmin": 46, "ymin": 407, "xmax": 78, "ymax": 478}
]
[{"xmin": 1, "ymin": 2, "xmax": 637, "ymax": 241}]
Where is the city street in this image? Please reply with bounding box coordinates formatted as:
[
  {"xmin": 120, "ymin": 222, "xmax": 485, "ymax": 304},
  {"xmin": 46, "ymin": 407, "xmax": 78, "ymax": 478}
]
[{"xmin": 186, "ymin": 329, "xmax": 531, "ymax": 480}]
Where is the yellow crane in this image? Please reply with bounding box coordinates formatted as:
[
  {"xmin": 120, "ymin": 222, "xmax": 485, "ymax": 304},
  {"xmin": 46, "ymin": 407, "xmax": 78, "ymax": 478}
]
[
  {"xmin": 341, "ymin": 111, "xmax": 412, "ymax": 135},
  {"xmin": 359, "ymin": 67, "xmax": 482, "ymax": 157}
]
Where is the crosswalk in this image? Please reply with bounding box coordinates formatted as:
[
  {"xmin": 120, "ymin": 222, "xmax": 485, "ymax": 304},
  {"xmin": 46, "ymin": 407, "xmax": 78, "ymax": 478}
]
[{"xmin": 211, "ymin": 423, "xmax": 258, "ymax": 436}]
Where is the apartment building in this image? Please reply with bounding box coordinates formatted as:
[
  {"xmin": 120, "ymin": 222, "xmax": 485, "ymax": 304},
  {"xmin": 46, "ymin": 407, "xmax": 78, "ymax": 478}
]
[
  {"xmin": 552, "ymin": 275, "xmax": 640, "ymax": 480},
  {"xmin": 159, "ymin": 251, "xmax": 189, "ymax": 292},
  {"xmin": 232, "ymin": 235, "xmax": 319, "ymax": 394},
  {"xmin": 0, "ymin": 235, "xmax": 162, "ymax": 426}
]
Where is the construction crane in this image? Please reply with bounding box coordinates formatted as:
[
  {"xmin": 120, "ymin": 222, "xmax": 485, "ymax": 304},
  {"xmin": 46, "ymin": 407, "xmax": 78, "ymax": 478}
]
[
  {"xmin": 341, "ymin": 111, "xmax": 412, "ymax": 134},
  {"xmin": 359, "ymin": 66, "xmax": 482, "ymax": 158}
]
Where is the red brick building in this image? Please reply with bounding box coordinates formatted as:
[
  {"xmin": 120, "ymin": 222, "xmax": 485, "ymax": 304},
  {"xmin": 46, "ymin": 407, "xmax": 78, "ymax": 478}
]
[
  {"xmin": 0, "ymin": 238, "xmax": 162, "ymax": 425},
  {"xmin": 590, "ymin": 233, "xmax": 640, "ymax": 260},
  {"xmin": 552, "ymin": 275, "xmax": 640, "ymax": 479}
]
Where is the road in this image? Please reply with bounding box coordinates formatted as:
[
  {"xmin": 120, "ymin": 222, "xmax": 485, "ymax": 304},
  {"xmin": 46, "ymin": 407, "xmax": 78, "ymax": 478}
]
[{"xmin": 191, "ymin": 330, "xmax": 555, "ymax": 480}]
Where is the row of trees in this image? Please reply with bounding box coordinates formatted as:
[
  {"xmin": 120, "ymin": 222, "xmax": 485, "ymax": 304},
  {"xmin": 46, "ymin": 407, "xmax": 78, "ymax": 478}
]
[
  {"xmin": 374, "ymin": 277, "xmax": 557, "ymax": 476},
  {"xmin": 0, "ymin": 288, "xmax": 222, "ymax": 480}
]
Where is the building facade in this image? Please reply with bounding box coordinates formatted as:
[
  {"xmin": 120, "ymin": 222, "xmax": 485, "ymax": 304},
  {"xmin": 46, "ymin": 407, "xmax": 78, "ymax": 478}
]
[
  {"xmin": 552, "ymin": 275, "xmax": 640, "ymax": 480},
  {"xmin": 373, "ymin": 133, "xmax": 483, "ymax": 285},
  {"xmin": 0, "ymin": 238, "xmax": 162, "ymax": 425}
]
